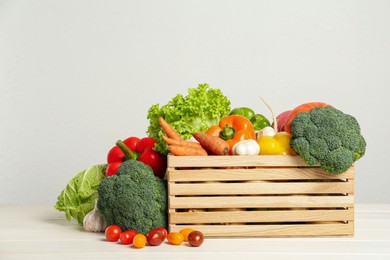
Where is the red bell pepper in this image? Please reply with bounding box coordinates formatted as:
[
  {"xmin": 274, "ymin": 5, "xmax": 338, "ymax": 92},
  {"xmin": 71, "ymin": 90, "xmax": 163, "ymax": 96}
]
[{"xmin": 105, "ymin": 136, "xmax": 166, "ymax": 179}]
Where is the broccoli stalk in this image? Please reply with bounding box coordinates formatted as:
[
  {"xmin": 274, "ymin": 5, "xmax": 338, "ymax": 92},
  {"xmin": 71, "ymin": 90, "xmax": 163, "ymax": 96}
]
[
  {"xmin": 290, "ymin": 106, "xmax": 366, "ymax": 174},
  {"xmin": 97, "ymin": 160, "xmax": 167, "ymax": 234}
]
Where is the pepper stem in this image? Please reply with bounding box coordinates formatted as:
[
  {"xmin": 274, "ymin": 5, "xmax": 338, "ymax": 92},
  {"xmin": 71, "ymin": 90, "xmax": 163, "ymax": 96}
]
[
  {"xmin": 219, "ymin": 124, "xmax": 236, "ymax": 140},
  {"xmin": 116, "ymin": 140, "xmax": 139, "ymax": 160}
]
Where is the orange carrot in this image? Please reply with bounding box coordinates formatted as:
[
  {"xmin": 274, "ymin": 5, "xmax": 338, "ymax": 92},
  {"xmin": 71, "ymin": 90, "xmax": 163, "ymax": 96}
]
[
  {"xmin": 162, "ymin": 135, "xmax": 202, "ymax": 148},
  {"xmin": 192, "ymin": 132, "xmax": 229, "ymax": 155},
  {"xmin": 168, "ymin": 145, "xmax": 208, "ymax": 156},
  {"xmin": 159, "ymin": 117, "xmax": 183, "ymax": 140}
]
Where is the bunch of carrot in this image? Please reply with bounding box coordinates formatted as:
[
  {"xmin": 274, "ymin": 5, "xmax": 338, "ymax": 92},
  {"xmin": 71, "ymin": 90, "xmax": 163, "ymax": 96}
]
[{"xmin": 158, "ymin": 117, "xmax": 229, "ymax": 156}]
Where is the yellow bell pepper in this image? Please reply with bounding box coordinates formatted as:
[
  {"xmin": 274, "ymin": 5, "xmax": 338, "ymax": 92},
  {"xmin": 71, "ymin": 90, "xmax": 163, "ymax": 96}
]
[{"xmin": 257, "ymin": 132, "xmax": 296, "ymax": 155}]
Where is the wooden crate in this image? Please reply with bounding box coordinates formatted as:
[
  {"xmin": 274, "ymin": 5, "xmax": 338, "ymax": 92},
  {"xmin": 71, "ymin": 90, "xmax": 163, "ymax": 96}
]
[{"xmin": 167, "ymin": 155, "xmax": 354, "ymax": 237}]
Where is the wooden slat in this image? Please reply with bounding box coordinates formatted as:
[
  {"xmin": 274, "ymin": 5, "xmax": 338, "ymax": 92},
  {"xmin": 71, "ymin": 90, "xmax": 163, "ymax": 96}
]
[
  {"xmin": 169, "ymin": 222, "xmax": 354, "ymax": 237},
  {"xmin": 169, "ymin": 182, "xmax": 354, "ymax": 195},
  {"xmin": 170, "ymin": 208, "xmax": 354, "ymax": 224},
  {"xmin": 168, "ymin": 155, "xmax": 312, "ymax": 167},
  {"xmin": 168, "ymin": 166, "xmax": 354, "ymax": 182},
  {"xmin": 169, "ymin": 195, "xmax": 354, "ymax": 209}
]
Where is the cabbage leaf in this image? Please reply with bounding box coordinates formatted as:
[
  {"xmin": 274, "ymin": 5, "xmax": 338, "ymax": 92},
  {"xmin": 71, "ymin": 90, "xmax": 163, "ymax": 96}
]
[{"xmin": 54, "ymin": 164, "xmax": 106, "ymax": 224}]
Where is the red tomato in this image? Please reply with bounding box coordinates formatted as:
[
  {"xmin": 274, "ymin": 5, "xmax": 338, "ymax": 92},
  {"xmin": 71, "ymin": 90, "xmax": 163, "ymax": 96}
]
[
  {"xmin": 119, "ymin": 230, "xmax": 137, "ymax": 245},
  {"xmin": 188, "ymin": 231, "xmax": 204, "ymax": 247},
  {"xmin": 105, "ymin": 225, "xmax": 122, "ymax": 242},
  {"xmin": 151, "ymin": 227, "xmax": 168, "ymax": 239},
  {"xmin": 146, "ymin": 230, "xmax": 164, "ymax": 246}
]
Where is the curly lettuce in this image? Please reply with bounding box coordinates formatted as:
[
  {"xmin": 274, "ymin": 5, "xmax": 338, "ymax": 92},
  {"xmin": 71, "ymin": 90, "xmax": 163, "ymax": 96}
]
[{"xmin": 147, "ymin": 83, "xmax": 231, "ymax": 154}]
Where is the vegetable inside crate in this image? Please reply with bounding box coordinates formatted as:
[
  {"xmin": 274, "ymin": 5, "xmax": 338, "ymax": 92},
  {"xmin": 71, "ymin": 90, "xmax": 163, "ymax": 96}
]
[{"xmin": 167, "ymin": 155, "xmax": 354, "ymax": 237}]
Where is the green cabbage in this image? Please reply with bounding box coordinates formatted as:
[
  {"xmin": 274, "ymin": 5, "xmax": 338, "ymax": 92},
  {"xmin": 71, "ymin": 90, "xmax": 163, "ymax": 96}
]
[
  {"xmin": 54, "ymin": 164, "xmax": 106, "ymax": 224},
  {"xmin": 147, "ymin": 83, "xmax": 231, "ymax": 155}
]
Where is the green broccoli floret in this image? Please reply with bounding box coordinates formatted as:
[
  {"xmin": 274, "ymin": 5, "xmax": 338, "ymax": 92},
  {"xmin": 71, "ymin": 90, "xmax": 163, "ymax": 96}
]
[
  {"xmin": 97, "ymin": 160, "xmax": 167, "ymax": 234},
  {"xmin": 290, "ymin": 106, "xmax": 366, "ymax": 174}
]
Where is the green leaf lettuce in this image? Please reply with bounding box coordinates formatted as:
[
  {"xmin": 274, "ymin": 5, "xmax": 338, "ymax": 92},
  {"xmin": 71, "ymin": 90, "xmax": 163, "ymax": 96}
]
[{"xmin": 147, "ymin": 83, "xmax": 231, "ymax": 154}]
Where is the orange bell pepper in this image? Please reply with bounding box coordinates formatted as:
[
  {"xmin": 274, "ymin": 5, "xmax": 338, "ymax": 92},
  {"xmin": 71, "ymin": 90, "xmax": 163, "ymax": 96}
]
[{"xmin": 206, "ymin": 115, "xmax": 256, "ymax": 154}]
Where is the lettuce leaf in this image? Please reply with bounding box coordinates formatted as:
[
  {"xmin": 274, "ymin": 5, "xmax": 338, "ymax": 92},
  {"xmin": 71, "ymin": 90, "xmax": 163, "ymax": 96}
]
[
  {"xmin": 147, "ymin": 83, "xmax": 231, "ymax": 154},
  {"xmin": 54, "ymin": 164, "xmax": 106, "ymax": 224}
]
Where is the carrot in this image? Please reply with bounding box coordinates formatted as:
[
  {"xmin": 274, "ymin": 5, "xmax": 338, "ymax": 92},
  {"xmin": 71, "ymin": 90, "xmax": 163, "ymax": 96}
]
[
  {"xmin": 192, "ymin": 132, "xmax": 229, "ymax": 155},
  {"xmin": 168, "ymin": 145, "xmax": 208, "ymax": 156},
  {"xmin": 159, "ymin": 117, "xmax": 183, "ymax": 141},
  {"xmin": 162, "ymin": 135, "xmax": 202, "ymax": 148}
]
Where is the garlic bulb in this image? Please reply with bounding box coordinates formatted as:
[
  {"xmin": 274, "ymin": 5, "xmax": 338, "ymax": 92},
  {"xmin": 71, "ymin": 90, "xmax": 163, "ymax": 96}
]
[{"xmin": 83, "ymin": 199, "xmax": 108, "ymax": 232}]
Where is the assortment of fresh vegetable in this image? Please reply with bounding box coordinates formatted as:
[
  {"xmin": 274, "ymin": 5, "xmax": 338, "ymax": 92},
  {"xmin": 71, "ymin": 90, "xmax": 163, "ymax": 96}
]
[
  {"xmin": 147, "ymin": 83, "xmax": 231, "ymax": 155},
  {"xmin": 54, "ymin": 83, "xmax": 367, "ymax": 250},
  {"xmin": 207, "ymin": 115, "xmax": 257, "ymax": 154}
]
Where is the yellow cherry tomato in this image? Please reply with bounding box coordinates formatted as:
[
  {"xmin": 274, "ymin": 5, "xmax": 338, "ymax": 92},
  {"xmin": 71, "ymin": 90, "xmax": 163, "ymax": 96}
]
[
  {"xmin": 133, "ymin": 234, "xmax": 147, "ymax": 248},
  {"xmin": 273, "ymin": 132, "xmax": 296, "ymax": 155},
  {"xmin": 257, "ymin": 136, "xmax": 283, "ymax": 155},
  {"xmin": 179, "ymin": 228, "xmax": 195, "ymax": 242},
  {"xmin": 168, "ymin": 232, "xmax": 184, "ymax": 245}
]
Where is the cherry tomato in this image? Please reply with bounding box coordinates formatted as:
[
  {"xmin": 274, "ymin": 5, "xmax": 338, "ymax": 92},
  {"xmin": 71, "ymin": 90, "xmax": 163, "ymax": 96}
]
[
  {"xmin": 105, "ymin": 224, "xmax": 122, "ymax": 242},
  {"xmin": 146, "ymin": 230, "xmax": 164, "ymax": 246},
  {"xmin": 167, "ymin": 232, "xmax": 184, "ymax": 245},
  {"xmin": 188, "ymin": 231, "xmax": 204, "ymax": 247},
  {"xmin": 133, "ymin": 234, "xmax": 147, "ymax": 248},
  {"xmin": 151, "ymin": 227, "xmax": 168, "ymax": 239},
  {"xmin": 119, "ymin": 230, "xmax": 137, "ymax": 245},
  {"xmin": 179, "ymin": 228, "xmax": 195, "ymax": 242}
]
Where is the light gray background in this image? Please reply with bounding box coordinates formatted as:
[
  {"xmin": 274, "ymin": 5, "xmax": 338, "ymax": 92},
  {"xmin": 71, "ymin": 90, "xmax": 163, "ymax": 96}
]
[{"xmin": 1, "ymin": 0, "xmax": 389, "ymax": 204}]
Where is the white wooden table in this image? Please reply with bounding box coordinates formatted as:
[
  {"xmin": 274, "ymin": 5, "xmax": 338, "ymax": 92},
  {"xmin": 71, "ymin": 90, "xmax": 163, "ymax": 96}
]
[{"xmin": 0, "ymin": 204, "xmax": 389, "ymax": 259}]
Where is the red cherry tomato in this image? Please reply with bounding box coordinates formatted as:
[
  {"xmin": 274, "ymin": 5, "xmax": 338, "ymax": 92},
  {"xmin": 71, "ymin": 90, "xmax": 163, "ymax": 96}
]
[
  {"xmin": 188, "ymin": 231, "xmax": 204, "ymax": 247},
  {"xmin": 105, "ymin": 224, "xmax": 122, "ymax": 242},
  {"xmin": 119, "ymin": 230, "xmax": 137, "ymax": 245},
  {"xmin": 146, "ymin": 230, "xmax": 164, "ymax": 246},
  {"xmin": 152, "ymin": 227, "xmax": 168, "ymax": 239}
]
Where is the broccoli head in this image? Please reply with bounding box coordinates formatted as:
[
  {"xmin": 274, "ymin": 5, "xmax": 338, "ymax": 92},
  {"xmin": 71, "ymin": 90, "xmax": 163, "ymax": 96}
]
[
  {"xmin": 97, "ymin": 159, "xmax": 167, "ymax": 234},
  {"xmin": 290, "ymin": 106, "xmax": 366, "ymax": 174}
]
